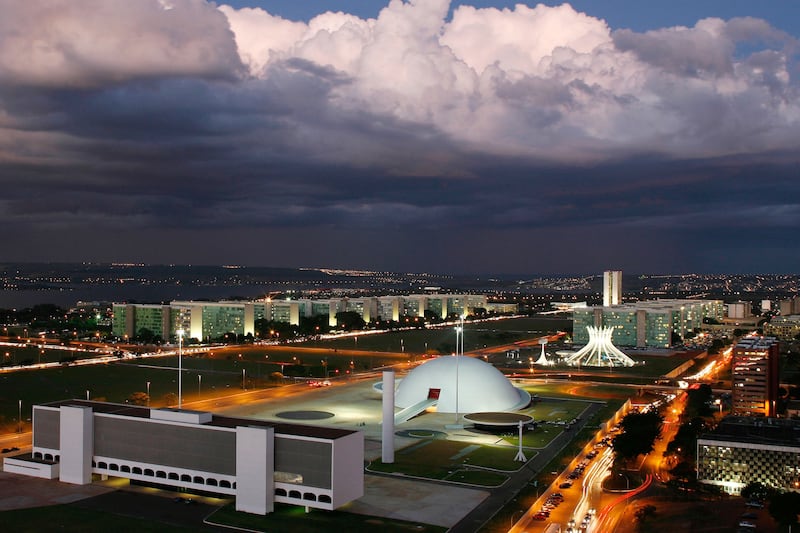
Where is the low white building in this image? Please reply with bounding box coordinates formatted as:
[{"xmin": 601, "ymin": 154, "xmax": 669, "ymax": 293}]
[{"xmin": 5, "ymin": 400, "xmax": 363, "ymax": 515}]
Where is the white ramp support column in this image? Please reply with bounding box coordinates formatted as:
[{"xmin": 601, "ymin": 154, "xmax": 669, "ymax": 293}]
[
  {"xmin": 236, "ymin": 425, "xmax": 275, "ymax": 515},
  {"xmin": 59, "ymin": 405, "xmax": 93, "ymax": 484},
  {"xmin": 382, "ymin": 370, "xmax": 395, "ymax": 464},
  {"xmin": 514, "ymin": 421, "xmax": 527, "ymax": 462}
]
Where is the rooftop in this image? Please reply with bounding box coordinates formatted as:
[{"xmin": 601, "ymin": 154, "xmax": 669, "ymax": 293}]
[
  {"xmin": 699, "ymin": 416, "xmax": 800, "ymax": 447},
  {"xmin": 41, "ymin": 399, "xmax": 357, "ymax": 440}
]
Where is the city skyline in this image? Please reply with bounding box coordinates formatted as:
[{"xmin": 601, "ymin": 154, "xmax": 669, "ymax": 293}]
[{"xmin": 1, "ymin": 1, "xmax": 799, "ymax": 274}]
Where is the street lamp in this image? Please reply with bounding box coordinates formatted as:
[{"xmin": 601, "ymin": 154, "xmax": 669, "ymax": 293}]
[
  {"xmin": 198, "ymin": 374, "xmax": 202, "ymax": 396},
  {"xmin": 242, "ymin": 368, "xmax": 246, "ymax": 390},
  {"xmin": 86, "ymin": 389, "xmax": 90, "ymax": 400},
  {"xmin": 715, "ymin": 398, "xmax": 722, "ymax": 413},
  {"xmin": 146, "ymin": 381, "xmax": 151, "ymax": 406},
  {"xmin": 176, "ymin": 328, "xmax": 184, "ymax": 408},
  {"xmin": 18, "ymin": 399, "xmax": 22, "ymax": 433}
]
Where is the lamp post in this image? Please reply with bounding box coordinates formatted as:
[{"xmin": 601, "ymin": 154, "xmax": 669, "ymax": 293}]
[
  {"xmin": 18, "ymin": 399, "xmax": 21, "ymax": 433},
  {"xmin": 454, "ymin": 316, "xmax": 464, "ymax": 426},
  {"xmin": 715, "ymin": 398, "xmax": 722, "ymax": 414},
  {"xmin": 198, "ymin": 374, "xmax": 202, "ymax": 397},
  {"xmin": 242, "ymin": 368, "xmax": 246, "ymax": 390},
  {"xmin": 86, "ymin": 389, "xmax": 89, "ymax": 400},
  {"xmin": 146, "ymin": 381, "xmax": 151, "ymax": 406},
  {"xmin": 176, "ymin": 328, "xmax": 184, "ymax": 408}
]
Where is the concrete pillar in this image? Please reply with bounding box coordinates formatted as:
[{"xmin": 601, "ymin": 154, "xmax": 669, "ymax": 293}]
[
  {"xmin": 382, "ymin": 371, "xmax": 395, "ymax": 464},
  {"xmin": 59, "ymin": 405, "xmax": 93, "ymax": 485},
  {"xmin": 236, "ymin": 425, "xmax": 275, "ymax": 515}
]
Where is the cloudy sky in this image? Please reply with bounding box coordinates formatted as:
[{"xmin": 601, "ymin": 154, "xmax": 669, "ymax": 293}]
[{"xmin": 1, "ymin": 1, "xmax": 798, "ymax": 275}]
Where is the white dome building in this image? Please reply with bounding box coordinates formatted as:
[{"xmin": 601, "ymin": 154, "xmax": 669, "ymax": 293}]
[{"xmin": 395, "ymin": 356, "xmax": 530, "ymax": 413}]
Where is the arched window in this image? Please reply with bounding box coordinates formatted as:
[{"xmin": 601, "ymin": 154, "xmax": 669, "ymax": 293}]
[
  {"xmin": 303, "ymin": 493, "xmax": 316, "ymax": 501},
  {"xmin": 275, "ymin": 488, "xmax": 287, "ymax": 497},
  {"xmin": 319, "ymin": 495, "xmax": 332, "ymax": 503},
  {"xmin": 168, "ymin": 472, "xmax": 179, "ymax": 480}
]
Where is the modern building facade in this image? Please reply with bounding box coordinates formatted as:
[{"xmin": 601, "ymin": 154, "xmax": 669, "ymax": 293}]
[
  {"xmin": 697, "ymin": 416, "xmax": 800, "ymax": 495},
  {"xmin": 779, "ymin": 296, "xmax": 800, "ymax": 316},
  {"xmin": 603, "ymin": 270, "xmax": 622, "ymax": 307},
  {"xmin": 4, "ymin": 400, "xmax": 363, "ymax": 515},
  {"xmin": 731, "ymin": 336, "xmax": 780, "ymax": 417},
  {"xmin": 572, "ymin": 299, "xmax": 724, "ymax": 348},
  {"xmin": 113, "ymin": 293, "xmax": 493, "ymax": 340},
  {"xmin": 764, "ymin": 315, "xmax": 800, "ymax": 341}
]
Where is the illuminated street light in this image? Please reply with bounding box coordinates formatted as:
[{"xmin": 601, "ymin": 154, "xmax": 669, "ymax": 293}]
[
  {"xmin": 176, "ymin": 328, "xmax": 184, "ymax": 408},
  {"xmin": 198, "ymin": 374, "xmax": 202, "ymax": 396},
  {"xmin": 146, "ymin": 381, "xmax": 151, "ymax": 406},
  {"xmin": 18, "ymin": 399, "xmax": 22, "ymax": 433}
]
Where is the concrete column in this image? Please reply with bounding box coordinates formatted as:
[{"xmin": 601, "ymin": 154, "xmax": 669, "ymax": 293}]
[
  {"xmin": 59, "ymin": 405, "xmax": 93, "ymax": 485},
  {"xmin": 236, "ymin": 425, "xmax": 275, "ymax": 515},
  {"xmin": 382, "ymin": 371, "xmax": 395, "ymax": 464}
]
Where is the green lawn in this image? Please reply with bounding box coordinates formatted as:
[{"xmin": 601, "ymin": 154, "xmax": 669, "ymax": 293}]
[
  {"xmin": 0, "ymin": 504, "xmax": 195, "ymax": 532},
  {"xmin": 208, "ymin": 502, "xmax": 446, "ymax": 532},
  {"xmin": 305, "ymin": 316, "xmax": 571, "ymax": 355},
  {"xmin": 368, "ymin": 439, "xmax": 522, "ymax": 484}
]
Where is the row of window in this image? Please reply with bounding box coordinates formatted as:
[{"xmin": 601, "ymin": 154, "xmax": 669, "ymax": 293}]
[
  {"xmin": 32, "ymin": 452, "xmax": 331, "ymax": 504},
  {"xmin": 93, "ymin": 460, "xmax": 236, "ymax": 489},
  {"xmin": 276, "ymin": 488, "xmax": 331, "ymax": 504}
]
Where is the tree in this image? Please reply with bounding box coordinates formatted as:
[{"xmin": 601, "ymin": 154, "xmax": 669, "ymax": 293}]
[
  {"xmin": 612, "ymin": 411, "xmax": 664, "ymax": 468},
  {"xmin": 336, "ymin": 311, "xmax": 366, "ymax": 331},
  {"xmin": 768, "ymin": 491, "xmax": 800, "ymax": 529},
  {"xmin": 684, "ymin": 384, "xmax": 714, "ymax": 419},
  {"xmin": 741, "ymin": 481, "xmax": 772, "ymax": 502},
  {"xmin": 634, "ymin": 504, "xmax": 656, "ymax": 524},
  {"xmin": 667, "ymin": 416, "xmax": 706, "ymax": 461},
  {"xmin": 126, "ymin": 392, "xmax": 149, "ymax": 406},
  {"xmin": 136, "ymin": 327, "xmax": 155, "ymax": 343}
]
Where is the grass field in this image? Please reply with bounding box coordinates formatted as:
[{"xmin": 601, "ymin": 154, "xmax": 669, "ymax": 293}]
[
  {"xmin": 208, "ymin": 502, "xmax": 447, "ymax": 532},
  {"xmin": 307, "ymin": 316, "xmax": 571, "ymax": 355},
  {"xmin": 0, "ymin": 504, "xmax": 195, "ymax": 532},
  {"xmin": 367, "ymin": 439, "xmax": 521, "ymax": 486}
]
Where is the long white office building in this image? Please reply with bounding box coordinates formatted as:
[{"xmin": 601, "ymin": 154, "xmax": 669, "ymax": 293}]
[
  {"xmin": 113, "ymin": 293, "xmax": 494, "ymax": 341},
  {"xmin": 4, "ymin": 400, "xmax": 364, "ymax": 515}
]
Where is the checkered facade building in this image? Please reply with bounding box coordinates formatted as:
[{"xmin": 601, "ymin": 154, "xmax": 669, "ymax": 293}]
[{"xmin": 697, "ymin": 417, "xmax": 800, "ymax": 495}]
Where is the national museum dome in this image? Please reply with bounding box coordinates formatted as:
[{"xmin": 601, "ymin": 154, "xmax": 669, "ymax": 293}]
[{"xmin": 395, "ymin": 356, "xmax": 530, "ymax": 414}]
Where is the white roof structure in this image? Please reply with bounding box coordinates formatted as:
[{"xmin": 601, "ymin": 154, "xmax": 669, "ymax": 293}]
[
  {"xmin": 395, "ymin": 356, "xmax": 530, "ymax": 413},
  {"xmin": 565, "ymin": 326, "xmax": 635, "ymax": 367}
]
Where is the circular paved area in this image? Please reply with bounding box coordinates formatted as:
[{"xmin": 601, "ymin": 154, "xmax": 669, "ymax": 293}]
[
  {"xmin": 395, "ymin": 429, "xmax": 448, "ymax": 439},
  {"xmin": 463, "ymin": 412, "xmax": 533, "ymax": 427},
  {"xmin": 275, "ymin": 410, "xmax": 335, "ymax": 420}
]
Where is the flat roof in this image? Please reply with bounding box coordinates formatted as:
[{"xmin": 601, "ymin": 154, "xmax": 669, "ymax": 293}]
[
  {"xmin": 700, "ymin": 416, "xmax": 800, "ymax": 447},
  {"xmin": 40, "ymin": 399, "xmax": 357, "ymax": 440}
]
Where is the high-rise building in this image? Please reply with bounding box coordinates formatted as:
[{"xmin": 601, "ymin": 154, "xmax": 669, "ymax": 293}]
[
  {"xmin": 731, "ymin": 336, "xmax": 780, "ymax": 417},
  {"xmin": 572, "ymin": 299, "xmax": 724, "ymax": 348},
  {"xmin": 603, "ymin": 270, "xmax": 622, "ymax": 307}
]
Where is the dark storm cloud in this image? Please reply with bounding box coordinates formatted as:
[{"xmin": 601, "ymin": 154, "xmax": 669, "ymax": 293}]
[{"xmin": 0, "ymin": 0, "xmax": 798, "ymax": 273}]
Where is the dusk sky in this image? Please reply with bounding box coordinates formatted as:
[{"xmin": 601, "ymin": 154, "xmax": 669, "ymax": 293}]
[{"xmin": 1, "ymin": 0, "xmax": 799, "ymax": 275}]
